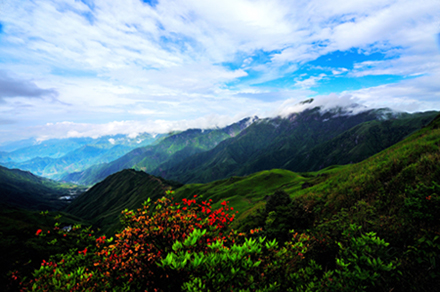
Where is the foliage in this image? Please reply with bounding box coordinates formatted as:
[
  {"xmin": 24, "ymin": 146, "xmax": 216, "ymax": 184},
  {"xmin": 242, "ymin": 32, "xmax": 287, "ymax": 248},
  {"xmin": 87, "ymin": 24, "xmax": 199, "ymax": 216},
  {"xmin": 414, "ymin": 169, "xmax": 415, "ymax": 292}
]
[
  {"xmin": 11, "ymin": 193, "xmax": 402, "ymax": 292},
  {"xmin": 14, "ymin": 192, "xmax": 238, "ymax": 291}
]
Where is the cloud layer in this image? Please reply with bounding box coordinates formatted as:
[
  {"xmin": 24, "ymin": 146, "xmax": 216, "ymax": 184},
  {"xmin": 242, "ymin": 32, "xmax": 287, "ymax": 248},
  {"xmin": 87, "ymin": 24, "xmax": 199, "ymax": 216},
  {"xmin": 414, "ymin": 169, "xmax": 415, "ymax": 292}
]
[{"xmin": 0, "ymin": 0, "xmax": 439, "ymax": 143}]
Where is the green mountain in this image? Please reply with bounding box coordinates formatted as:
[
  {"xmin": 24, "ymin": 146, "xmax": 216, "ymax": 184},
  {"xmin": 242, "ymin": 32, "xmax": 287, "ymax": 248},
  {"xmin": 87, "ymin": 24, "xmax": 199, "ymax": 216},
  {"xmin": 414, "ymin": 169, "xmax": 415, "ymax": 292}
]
[
  {"xmin": 62, "ymin": 117, "xmax": 256, "ymax": 186},
  {"xmin": 64, "ymin": 169, "xmax": 182, "ymax": 235},
  {"xmin": 261, "ymin": 110, "xmax": 439, "ymax": 172},
  {"xmin": 154, "ymin": 108, "xmax": 437, "ymax": 183},
  {"xmin": 0, "ymin": 165, "xmax": 85, "ymax": 211},
  {"xmin": 171, "ymin": 112, "xmax": 440, "ymax": 226}
]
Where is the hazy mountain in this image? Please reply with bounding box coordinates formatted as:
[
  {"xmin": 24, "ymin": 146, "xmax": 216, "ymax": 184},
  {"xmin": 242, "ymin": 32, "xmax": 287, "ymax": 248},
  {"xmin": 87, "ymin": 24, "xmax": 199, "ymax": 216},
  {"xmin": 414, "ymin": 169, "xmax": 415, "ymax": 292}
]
[
  {"xmin": 0, "ymin": 133, "xmax": 160, "ymax": 179},
  {"xmin": 0, "ymin": 137, "xmax": 96, "ymax": 162},
  {"xmin": 153, "ymin": 107, "xmax": 438, "ymax": 183},
  {"xmin": 62, "ymin": 117, "xmax": 257, "ymax": 186},
  {"xmin": 0, "ymin": 138, "xmax": 39, "ymax": 152},
  {"xmin": 0, "ymin": 133, "xmax": 158, "ymax": 163}
]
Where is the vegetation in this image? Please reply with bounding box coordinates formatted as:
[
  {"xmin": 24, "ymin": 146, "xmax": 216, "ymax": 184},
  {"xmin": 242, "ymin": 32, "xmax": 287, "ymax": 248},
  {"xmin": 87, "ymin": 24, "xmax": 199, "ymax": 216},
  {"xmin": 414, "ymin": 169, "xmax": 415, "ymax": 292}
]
[
  {"xmin": 8, "ymin": 194, "xmax": 399, "ymax": 291},
  {"xmin": 0, "ymin": 207, "xmax": 91, "ymax": 289},
  {"xmin": 2, "ymin": 112, "xmax": 440, "ymax": 291},
  {"xmin": 64, "ymin": 169, "xmax": 182, "ymax": 235}
]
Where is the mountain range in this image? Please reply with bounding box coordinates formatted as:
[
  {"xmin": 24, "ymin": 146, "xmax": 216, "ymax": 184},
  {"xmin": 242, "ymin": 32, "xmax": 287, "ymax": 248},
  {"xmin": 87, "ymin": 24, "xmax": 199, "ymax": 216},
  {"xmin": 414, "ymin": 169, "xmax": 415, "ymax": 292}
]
[
  {"xmin": 61, "ymin": 117, "xmax": 256, "ymax": 185},
  {"xmin": 0, "ymin": 133, "xmax": 160, "ymax": 180},
  {"xmin": 60, "ymin": 105, "xmax": 438, "ymax": 186}
]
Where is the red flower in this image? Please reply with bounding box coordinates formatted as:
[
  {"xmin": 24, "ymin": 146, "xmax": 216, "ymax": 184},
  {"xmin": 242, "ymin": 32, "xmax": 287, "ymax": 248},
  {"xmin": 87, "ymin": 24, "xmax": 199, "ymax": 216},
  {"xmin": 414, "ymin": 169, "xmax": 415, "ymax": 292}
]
[
  {"xmin": 36, "ymin": 229, "xmax": 42, "ymax": 236},
  {"xmin": 221, "ymin": 201, "xmax": 226, "ymax": 206}
]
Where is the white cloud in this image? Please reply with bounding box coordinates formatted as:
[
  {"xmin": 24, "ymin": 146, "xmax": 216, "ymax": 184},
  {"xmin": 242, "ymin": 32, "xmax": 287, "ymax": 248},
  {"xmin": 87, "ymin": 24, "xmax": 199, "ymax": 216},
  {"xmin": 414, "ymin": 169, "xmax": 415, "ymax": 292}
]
[
  {"xmin": 21, "ymin": 111, "xmax": 261, "ymax": 142},
  {"xmin": 294, "ymin": 74, "xmax": 327, "ymax": 89},
  {"xmin": 277, "ymin": 94, "xmax": 367, "ymax": 117},
  {"xmin": 346, "ymin": 73, "xmax": 440, "ymax": 112},
  {"xmin": 0, "ymin": 0, "xmax": 439, "ymax": 143}
]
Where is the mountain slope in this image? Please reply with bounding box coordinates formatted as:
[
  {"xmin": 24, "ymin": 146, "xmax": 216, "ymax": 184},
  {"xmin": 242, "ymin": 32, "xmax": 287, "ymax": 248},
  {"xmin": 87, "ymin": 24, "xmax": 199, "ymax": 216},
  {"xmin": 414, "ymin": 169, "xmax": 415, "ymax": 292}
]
[
  {"xmin": 0, "ymin": 166, "xmax": 85, "ymax": 210},
  {"xmin": 62, "ymin": 117, "xmax": 256, "ymax": 186},
  {"xmin": 264, "ymin": 110, "xmax": 438, "ymax": 172},
  {"xmin": 64, "ymin": 169, "xmax": 182, "ymax": 235},
  {"xmin": 157, "ymin": 108, "xmax": 437, "ymax": 183}
]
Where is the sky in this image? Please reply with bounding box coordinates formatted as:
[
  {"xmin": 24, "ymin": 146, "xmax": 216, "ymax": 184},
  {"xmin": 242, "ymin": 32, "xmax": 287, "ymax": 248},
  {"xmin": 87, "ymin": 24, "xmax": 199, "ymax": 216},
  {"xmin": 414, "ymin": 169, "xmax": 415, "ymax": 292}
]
[{"xmin": 0, "ymin": 0, "xmax": 439, "ymax": 144}]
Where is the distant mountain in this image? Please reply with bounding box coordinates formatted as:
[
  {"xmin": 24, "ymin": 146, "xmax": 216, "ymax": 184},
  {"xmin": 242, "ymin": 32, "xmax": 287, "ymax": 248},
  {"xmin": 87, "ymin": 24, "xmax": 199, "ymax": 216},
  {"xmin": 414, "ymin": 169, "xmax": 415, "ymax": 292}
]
[
  {"xmin": 0, "ymin": 133, "xmax": 158, "ymax": 163},
  {"xmin": 0, "ymin": 138, "xmax": 37, "ymax": 152},
  {"xmin": 64, "ymin": 169, "xmax": 182, "ymax": 235},
  {"xmin": 154, "ymin": 107, "xmax": 438, "ymax": 183},
  {"xmin": 62, "ymin": 117, "xmax": 257, "ymax": 186},
  {"xmin": 0, "ymin": 165, "xmax": 85, "ymax": 210},
  {"xmin": 0, "ymin": 137, "xmax": 96, "ymax": 162},
  {"xmin": 0, "ymin": 133, "xmax": 160, "ymax": 179}
]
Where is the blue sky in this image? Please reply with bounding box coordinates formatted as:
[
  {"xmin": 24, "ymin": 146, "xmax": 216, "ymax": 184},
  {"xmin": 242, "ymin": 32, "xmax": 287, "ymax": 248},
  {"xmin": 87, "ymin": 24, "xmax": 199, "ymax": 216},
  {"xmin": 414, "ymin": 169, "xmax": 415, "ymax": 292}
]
[{"xmin": 0, "ymin": 0, "xmax": 439, "ymax": 143}]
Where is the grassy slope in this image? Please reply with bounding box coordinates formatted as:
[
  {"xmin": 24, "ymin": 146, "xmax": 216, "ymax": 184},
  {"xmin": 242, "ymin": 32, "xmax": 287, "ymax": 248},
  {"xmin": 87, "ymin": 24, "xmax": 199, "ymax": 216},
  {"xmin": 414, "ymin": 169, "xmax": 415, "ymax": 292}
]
[
  {"xmin": 292, "ymin": 114, "xmax": 440, "ymax": 219},
  {"xmin": 174, "ymin": 169, "xmax": 308, "ymax": 225}
]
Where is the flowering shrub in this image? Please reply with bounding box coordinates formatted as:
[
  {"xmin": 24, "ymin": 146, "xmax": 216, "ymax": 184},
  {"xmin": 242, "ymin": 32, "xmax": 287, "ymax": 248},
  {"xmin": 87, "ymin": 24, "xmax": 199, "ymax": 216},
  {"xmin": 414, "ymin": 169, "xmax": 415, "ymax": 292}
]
[
  {"xmin": 15, "ymin": 192, "xmax": 397, "ymax": 292},
  {"xmin": 18, "ymin": 192, "xmax": 239, "ymax": 291}
]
